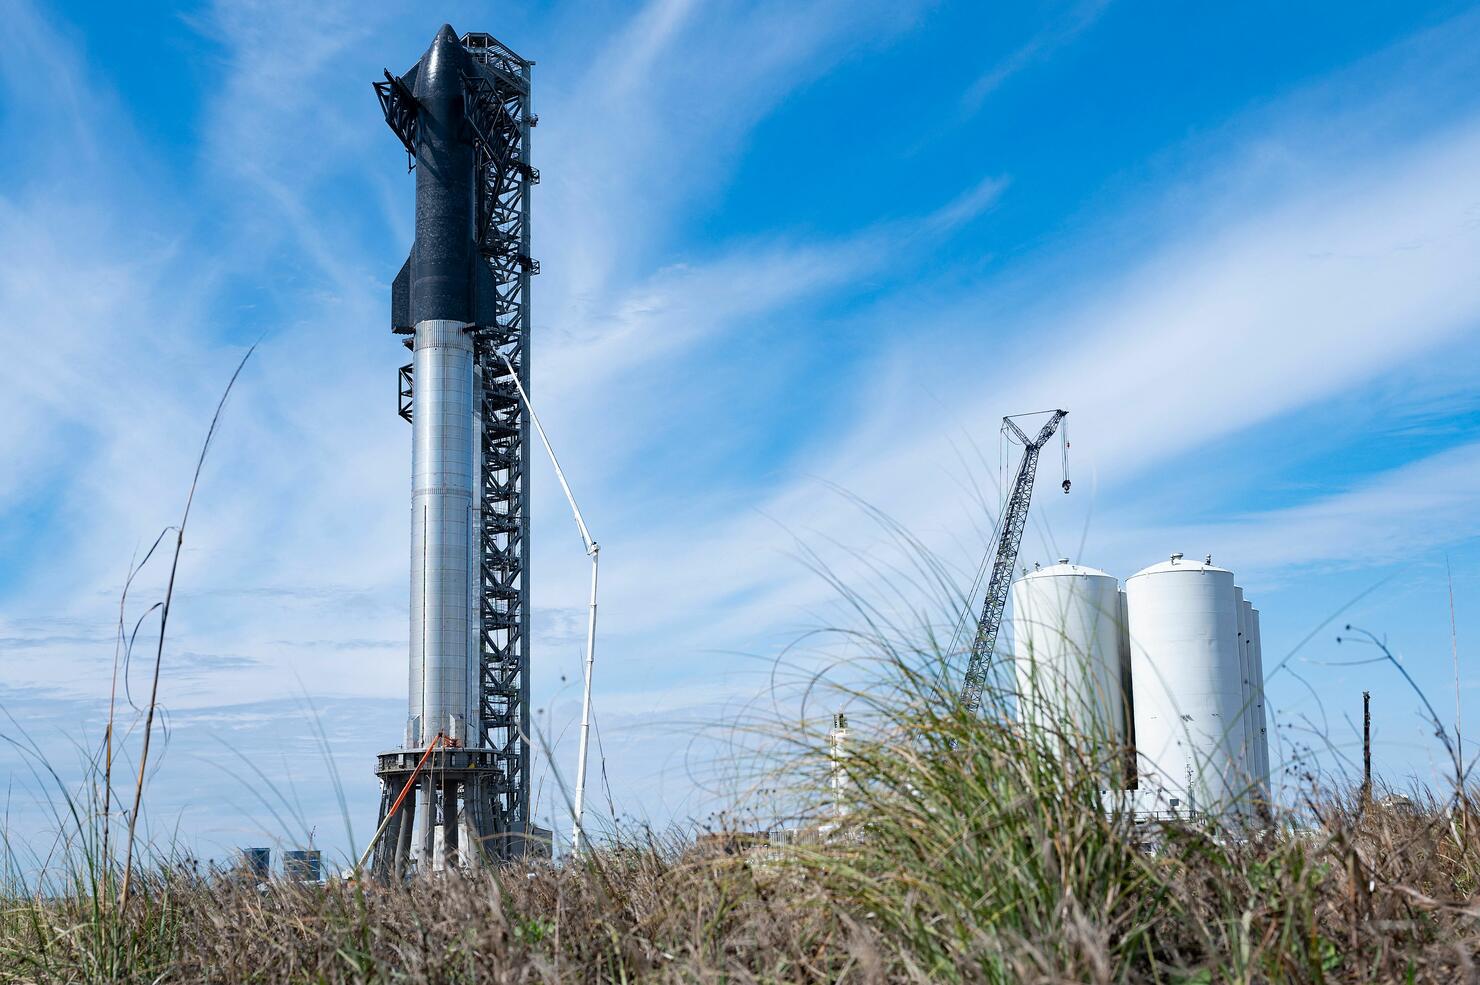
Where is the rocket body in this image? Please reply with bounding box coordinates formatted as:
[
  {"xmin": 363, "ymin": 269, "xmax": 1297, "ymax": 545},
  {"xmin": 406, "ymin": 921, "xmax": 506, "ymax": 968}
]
[
  {"xmin": 408, "ymin": 320, "xmax": 479, "ymax": 747},
  {"xmin": 397, "ymin": 26, "xmax": 491, "ymax": 748}
]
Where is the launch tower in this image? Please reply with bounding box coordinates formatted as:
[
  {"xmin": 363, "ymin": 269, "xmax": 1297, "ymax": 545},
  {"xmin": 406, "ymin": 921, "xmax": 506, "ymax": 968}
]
[{"xmin": 369, "ymin": 25, "xmax": 539, "ymax": 873}]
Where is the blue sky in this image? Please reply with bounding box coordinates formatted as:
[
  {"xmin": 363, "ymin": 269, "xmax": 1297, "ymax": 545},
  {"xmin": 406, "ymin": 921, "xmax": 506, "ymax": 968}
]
[{"xmin": 5, "ymin": 0, "xmax": 1480, "ymax": 868}]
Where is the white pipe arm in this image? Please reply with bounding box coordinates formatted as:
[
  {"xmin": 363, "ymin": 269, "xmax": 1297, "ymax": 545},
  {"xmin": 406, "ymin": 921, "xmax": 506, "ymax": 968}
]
[
  {"xmin": 497, "ymin": 353, "xmax": 596, "ymax": 557},
  {"xmin": 497, "ymin": 353, "xmax": 601, "ymax": 855}
]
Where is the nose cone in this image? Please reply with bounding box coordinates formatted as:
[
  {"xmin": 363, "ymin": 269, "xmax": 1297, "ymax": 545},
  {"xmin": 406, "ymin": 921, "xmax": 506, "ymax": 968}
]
[{"xmin": 419, "ymin": 23, "xmax": 468, "ymax": 98}]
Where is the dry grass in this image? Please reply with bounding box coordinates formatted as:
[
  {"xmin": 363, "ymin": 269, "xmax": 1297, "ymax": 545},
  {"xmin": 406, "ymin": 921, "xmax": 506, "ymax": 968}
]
[
  {"xmin": 11, "ymin": 585, "xmax": 1480, "ymax": 983},
  {"xmin": 2, "ymin": 837, "xmax": 855, "ymax": 984},
  {"xmin": 11, "ymin": 558, "xmax": 1478, "ymax": 983},
  {"xmin": 8, "ymin": 750, "xmax": 1480, "ymax": 982}
]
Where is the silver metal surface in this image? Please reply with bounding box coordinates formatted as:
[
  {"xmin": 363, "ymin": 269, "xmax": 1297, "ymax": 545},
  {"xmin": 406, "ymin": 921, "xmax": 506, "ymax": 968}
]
[{"xmin": 409, "ymin": 319, "xmax": 479, "ymax": 747}]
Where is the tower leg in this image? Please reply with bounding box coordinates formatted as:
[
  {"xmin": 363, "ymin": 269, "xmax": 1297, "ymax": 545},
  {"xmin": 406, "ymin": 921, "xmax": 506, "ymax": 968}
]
[
  {"xmin": 421, "ymin": 774, "xmax": 436, "ymax": 871},
  {"xmin": 460, "ymin": 785, "xmax": 483, "ymax": 867},
  {"xmin": 443, "ymin": 779, "xmax": 461, "ymax": 868},
  {"xmin": 467, "ymin": 773, "xmax": 501, "ymax": 863},
  {"xmin": 395, "ymin": 782, "xmax": 417, "ymax": 876},
  {"xmin": 372, "ymin": 776, "xmax": 407, "ymax": 880}
]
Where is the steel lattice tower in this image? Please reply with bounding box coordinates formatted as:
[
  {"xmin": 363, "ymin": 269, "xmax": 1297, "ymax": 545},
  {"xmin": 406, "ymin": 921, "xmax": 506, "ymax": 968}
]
[{"xmin": 464, "ymin": 28, "xmax": 536, "ymax": 860}]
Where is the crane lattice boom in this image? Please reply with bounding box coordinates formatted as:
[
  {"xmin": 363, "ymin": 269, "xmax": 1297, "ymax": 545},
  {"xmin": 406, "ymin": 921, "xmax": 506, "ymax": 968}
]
[{"xmin": 960, "ymin": 409, "xmax": 1068, "ymax": 717}]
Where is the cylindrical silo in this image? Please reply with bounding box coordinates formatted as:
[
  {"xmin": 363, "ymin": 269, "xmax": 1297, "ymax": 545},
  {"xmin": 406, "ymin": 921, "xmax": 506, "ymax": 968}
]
[
  {"xmin": 1234, "ymin": 588, "xmax": 1257, "ymax": 797},
  {"xmin": 1119, "ymin": 589, "xmax": 1136, "ymax": 789},
  {"xmin": 1010, "ymin": 560, "xmax": 1129, "ymax": 764},
  {"xmin": 1126, "ymin": 554, "xmax": 1247, "ymax": 814},
  {"xmin": 1249, "ymin": 607, "xmax": 1270, "ymax": 792}
]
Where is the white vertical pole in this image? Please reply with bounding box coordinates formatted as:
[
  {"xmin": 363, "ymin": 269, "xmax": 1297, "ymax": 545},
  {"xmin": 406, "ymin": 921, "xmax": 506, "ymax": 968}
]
[
  {"xmin": 571, "ymin": 546, "xmax": 599, "ymax": 854},
  {"xmin": 496, "ymin": 353, "xmax": 600, "ymax": 855},
  {"xmin": 829, "ymin": 712, "xmax": 849, "ymax": 820}
]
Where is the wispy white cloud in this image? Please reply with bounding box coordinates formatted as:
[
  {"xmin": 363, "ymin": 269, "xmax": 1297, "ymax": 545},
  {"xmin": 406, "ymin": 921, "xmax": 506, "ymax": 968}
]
[
  {"xmin": 924, "ymin": 175, "xmax": 1011, "ymax": 234},
  {"xmin": 537, "ymin": 0, "xmax": 930, "ymax": 333},
  {"xmin": 961, "ymin": 0, "xmax": 1112, "ymax": 114},
  {"xmin": 575, "ymin": 107, "xmax": 1480, "ymax": 665},
  {"xmin": 1144, "ymin": 440, "xmax": 1480, "ymax": 582}
]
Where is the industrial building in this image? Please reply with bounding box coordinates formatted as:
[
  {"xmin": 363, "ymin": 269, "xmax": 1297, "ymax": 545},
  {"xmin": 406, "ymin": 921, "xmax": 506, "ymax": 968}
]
[{"xmin": 1010, "ymin": 553, "xmax": 1270, "ymax": 817}]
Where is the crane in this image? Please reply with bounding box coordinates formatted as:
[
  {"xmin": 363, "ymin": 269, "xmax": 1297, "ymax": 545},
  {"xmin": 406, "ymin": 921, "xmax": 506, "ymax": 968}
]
[{"xmin": 959, "ymin": 409, "xmax": 1069, "ymax": 717}]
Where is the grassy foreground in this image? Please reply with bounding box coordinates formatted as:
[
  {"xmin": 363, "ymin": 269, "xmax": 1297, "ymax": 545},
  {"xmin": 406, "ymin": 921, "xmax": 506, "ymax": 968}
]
[
  {"xmin": 5, "ymin": 498, "xmax": 1473, "ymax": 983},
  {"xmin": 6, "ymin": 683, "xmax": 1480, "ymax": 984}
]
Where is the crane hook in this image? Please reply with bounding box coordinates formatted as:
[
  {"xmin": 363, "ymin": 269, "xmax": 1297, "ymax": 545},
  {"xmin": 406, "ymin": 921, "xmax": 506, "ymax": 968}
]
[{"xmin": 1059, "ymin": 419, "xmax": 1071, "ymax": 493}]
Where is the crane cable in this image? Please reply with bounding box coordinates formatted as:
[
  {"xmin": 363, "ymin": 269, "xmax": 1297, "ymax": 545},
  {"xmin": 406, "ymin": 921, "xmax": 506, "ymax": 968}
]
[{"xmin": 1060, "ymin": 418, "xmax": 1071, "ymax": 493}]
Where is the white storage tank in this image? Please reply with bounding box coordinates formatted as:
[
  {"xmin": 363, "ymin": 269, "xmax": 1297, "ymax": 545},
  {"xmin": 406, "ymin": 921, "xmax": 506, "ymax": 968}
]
[
  {"xmin": 1235, "ymin": 588, "xmax": 1256, "ymax": 794},
  {"xmin": 1126, "ymin": 554, "xmax": 1248, "ymax": 814},
  {"xmin": 1010, "ymin": 560, "xmax": 1130, "ymax": 758},
  {"xmin": 1119, "ymin": 589, "xmax": 1136, "ymax": 788},
  {"xmin": 1249, "ymin": 606, "xmax": 1270, "ymax": 791}
]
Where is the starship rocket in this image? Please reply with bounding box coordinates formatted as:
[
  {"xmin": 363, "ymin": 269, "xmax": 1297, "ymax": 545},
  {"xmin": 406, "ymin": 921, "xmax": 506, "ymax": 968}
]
[
  {"xmin": 396, "ymin": 24, "xmax": 494, "ymax": 753},
  {"xmin": 371, "ymin": 24, "xmax": 538, "ymax": 871}
]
